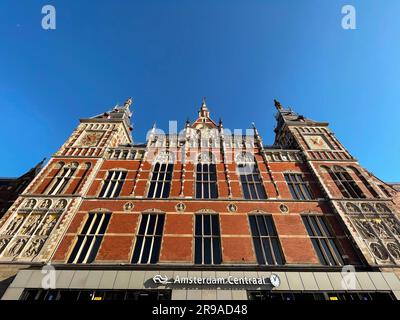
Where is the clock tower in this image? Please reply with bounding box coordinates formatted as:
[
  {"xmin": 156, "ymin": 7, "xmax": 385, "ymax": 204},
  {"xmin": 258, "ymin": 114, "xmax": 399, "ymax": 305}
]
[
  {"xmin": 273, "ymin": 99, "xmax": 400, "ymax": 268},
  {"xmin": 56, "ymin": 97, "xmax": 134, "ymax": 158}
]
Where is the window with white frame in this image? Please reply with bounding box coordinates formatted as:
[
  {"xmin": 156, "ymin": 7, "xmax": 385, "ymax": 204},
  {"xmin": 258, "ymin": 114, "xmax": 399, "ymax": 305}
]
[
  {"xmin": 284, "ymin": 173, "xmax": 314, "ymax": 200},
  {"xmin": 194, "ymin": 214, "xmax": 222, "ymax": 264},
  {"xmin": 147, "ymin": 152, "xmax": 174, "ymax": 199},
  {"xmin": 328, "ymin": 166, "xmax": 365, "ymax": 199},
  {"xmin": 195, "ymin": 153, "xmax": 218, "ymax": 199},
  {"xmin": 236, "ymin": 153, "xmax": 267, "ymax": 200},
  {"xmin": 46, "ymin": 162, "xmax": 78, "ymax": 195},
  {"xmin": 99, "ymin": 171, "xmax": 127, "ymax": 198},
  {"xmin": 67, "ymin": 212, "xmax": 111, "ymax": 264},
  {"xmin": 131, "ymin": 213, "xmax": 165, "ymax": 264},
  {"xmin": 302, "ymin": 215, "xmax": 344, "ymax": 266},
  {"xmin": 248, "ymin": 214, "xmax": 284, "ymax": 265}
]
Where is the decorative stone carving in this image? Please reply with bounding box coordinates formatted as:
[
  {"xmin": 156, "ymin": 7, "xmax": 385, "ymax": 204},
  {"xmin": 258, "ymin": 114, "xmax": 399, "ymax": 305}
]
[
  {"xmin": 369, "ymin": 242, "xmax": 389, "ymax": 261},
  {"xmin": 376, "ymin": 203, "xmax": 391, "ymax": 213},
  {"xmin": 24, "ymin": 199, "xmax": 37, "ymax": 209},
  {"xmin": 361, "ymin": 203, "xmax": 374, "ymax": 213},
  {"xmin": 54, "ymin": 199, "xmax": 67, "ymax": 210},
  {"xmin": 39, "ymin": 199, "xmax": 52, "ymax": 210},
  {"xmin": 22, "ymin": 238, "xmax": 46, "ymax": 258},
  {"xmin": 20, "ymin": 215, "xmax": 41, "ymax": 236},
  {"xmin": 387, "ymin": 242, "xmax": 400, "ymax": 260},
  {"xmin": 384, "ymin": 218, "xmax": 400, "ymax": 236},
  {"xmin": 279, "ymin": 204, "xmax": 289, "ymax": 213},
  {"xmin": 370, "ymin": 219, "xmax": 391, "ymax": 239},
  {"xmin": 37, "ymin": 215, "xmax": 57, "ymax": 236},
  {"xmin": 155, "ymin": 151, "xmax": 174, "ymax": 164},
  {"xmin": 353, "ymin": 218, "xmax": 377, "ymax": 239},
  {"xmin": 235, "ymin": 152, "xmax": 254, "ymax": 163},
  {"xmin": 5, "ymin": 215, "xmax": 25, "ymax": 235},
  {"xmin": 6, "ymin": 238, "xmax": 28, "ymax": 257},
  {"xmin": 227, "ymin": 203, "xmax": 237, "ymax": 213},
  {"xmin": 345, "ymin": 203, "xmax": 361, "ymax": 214},
  {"xmin": 124, "ymin": 202, "xmax": 134, "ymax": 212},
  {"xmin": 0, "ymin": 237, "xmax": 10, "ymax": 254},
  {"xmin": 197, "ymin": 152, "xmax": 214, "ymax": 163},
  {"xmin": 175, "ymin": 203, "xmax": 186, "ymax": 213}
]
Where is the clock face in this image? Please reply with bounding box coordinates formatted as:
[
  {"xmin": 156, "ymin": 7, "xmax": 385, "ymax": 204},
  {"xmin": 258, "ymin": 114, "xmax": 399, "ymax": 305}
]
[
  {"xmin": 304, "ymin": 134, "xmax": 331, "ymax": 150},
  {"xmin": 79, "ymin": 131, "xmax": 103, "ymax": 147},
  {"xmin": 270, "ymin": 274, "xmax": 281, "ymax": 287}
]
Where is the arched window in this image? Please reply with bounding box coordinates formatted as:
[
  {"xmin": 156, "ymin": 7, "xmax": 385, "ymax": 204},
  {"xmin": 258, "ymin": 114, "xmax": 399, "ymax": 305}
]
[
  {"xmin": 236, "ymin": 153, "xmax": 267, "ymax": 200},
  {"xmin": 195, "ymin": 153, "xmax": 218, "ymax": 199},
  {"xmin": 72, "ymin": 162, "xmax": 92, "ymax": 195},
  {"xmin": 46, "ymin": 162, "xmax": 78, "ymax": 195},
  {"xmin": 348, "ymin": 167, "xmax": 379, "ymax": 198},
  {"xmin": 147, "ymin": 152, "xmax": 174, "ymax": 199},
  {"xmin": 99, "ymin": 170, "xmax": 127, "ymax": 198},
  {"xmin": 328, "ymin": 166, "xmax": 365, "ymax": 199}
]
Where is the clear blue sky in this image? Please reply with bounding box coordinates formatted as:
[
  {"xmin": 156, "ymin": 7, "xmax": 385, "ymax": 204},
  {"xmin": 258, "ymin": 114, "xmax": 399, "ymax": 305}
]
[{"xmin": 0, "ymin": 0, "xmax": 399, "ymax": 182}]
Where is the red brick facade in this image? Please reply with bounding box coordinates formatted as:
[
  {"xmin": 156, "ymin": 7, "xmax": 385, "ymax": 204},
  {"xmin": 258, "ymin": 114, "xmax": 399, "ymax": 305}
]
[{"xmin": 1, "ymin": 98, "xmax": 399, "ymax": 273}]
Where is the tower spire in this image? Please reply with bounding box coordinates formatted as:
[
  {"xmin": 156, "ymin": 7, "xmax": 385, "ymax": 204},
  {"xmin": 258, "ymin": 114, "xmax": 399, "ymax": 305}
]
[
  {"xmin": 198, "ymin": 96, "xmax": 210, "ymax": 118},
  {"xmin": 274, "ymin": 99, "xmax": 282, "ymax": 111}
]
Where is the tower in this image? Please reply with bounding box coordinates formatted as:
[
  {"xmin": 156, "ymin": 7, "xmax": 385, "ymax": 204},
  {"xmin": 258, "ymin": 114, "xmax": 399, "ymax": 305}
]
[
  {"xmin": 0, "ymin": 98, "xmax": 135, "ymax": 264},
  {"xmin": 273, "ymin": 99, "xmax": 400, "ymax": 269}
]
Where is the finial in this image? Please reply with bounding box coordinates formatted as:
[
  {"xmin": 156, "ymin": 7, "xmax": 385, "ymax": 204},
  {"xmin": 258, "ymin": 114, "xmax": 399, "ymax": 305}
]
[
  {"xmin": 274, "ymin": 99, "xmax": 282, "ymax": 110},
  {"xmin": 202, "ymin": 96, "xmax": 207, "ymax": 107},
  {"xmin": 124, "ymin": 97, "xmax": 133, "ymax": 108}
]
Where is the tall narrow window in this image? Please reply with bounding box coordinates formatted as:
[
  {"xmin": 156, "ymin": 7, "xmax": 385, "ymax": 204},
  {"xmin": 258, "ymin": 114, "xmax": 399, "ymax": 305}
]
[
  {"xmin": 237, "ymin": 153, "xmax": 267, "ymax": 200},
  {"xmin": 132, "ymin": 213, "xmax": 165, "ymax": 264},
  {"xmin": 195, "ymin": 153, "xmax": 218, "ymax": 199},
  {"xmin": 378, "ymin": 185, "xmax": 391, "ymax": 198},
  {"xmin": 147, "ymin": 152, "xmax": 174, "ymax": 199},
  {"xmin": 248, "ymin": 215, "xmax": 284, "ymax": 265},
  {"xmin": 284, "ymin": 173, "xmax": 314, "ymax": 200},
  {"xmin": 302, "ymin": 215, "xmax": 344, "ymax": 266},
  {"xmin": 329, "ymin": 166, "xmax": 365, "ymax": 199},
  {"xmin": 349, "ymin": 167, "xmax": 379, "ymax": 198},
  {"xmin": 47, "ymin": 163, "xmax": 78, "ymax": 195},
  {"xmin": 99, "ymin": 171, "xmax": 127, "ymax": 198},
  {"xmin": 72, "ymin": 162, "xmax": 91, "ymax": 195},
  {"xmin": 194, "ymin": 214, "xmax": 222, "ymax": 264},
  {"xmin": 67, "ymin": 213, "xmax": 111, "ymax": 264}
]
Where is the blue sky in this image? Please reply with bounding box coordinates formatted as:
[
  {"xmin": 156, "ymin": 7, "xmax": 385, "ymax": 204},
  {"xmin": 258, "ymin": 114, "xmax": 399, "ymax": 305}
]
[{"xmin": 0, "ymin": 0, "xmax": 399, "ymax": 181}]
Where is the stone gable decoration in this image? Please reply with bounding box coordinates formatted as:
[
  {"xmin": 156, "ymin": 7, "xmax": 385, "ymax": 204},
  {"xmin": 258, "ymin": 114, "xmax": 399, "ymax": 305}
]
[
  {"xmin": 0, "ymin": 198, "xmax": 71, "ymax": 262},
  {"xmin": 340, "ymin": 201, "xmax": 400, "ymax": 264}
]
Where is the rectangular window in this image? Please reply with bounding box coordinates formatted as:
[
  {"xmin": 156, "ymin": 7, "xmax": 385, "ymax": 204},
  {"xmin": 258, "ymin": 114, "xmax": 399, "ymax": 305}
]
[
  {"xmin": 147, "ymin": 163, "xmax": 173, "ymax": 198},
  {"xmin": 284, "ymin": 173, "xmax": 314, "ymax": 200},
  {"xmin": 195, "ymin": 164, "xmax": 218, "ymax": 199},
  {"xmin": 67, "ymin": 213, "xmax": 111, "ymax": 264},
  {"xmin": 194, "ymin": 214, "xmax": 222, "ymax": 264},
  {"xmin": 131, "ymin": 213, "xmax": 165, "ymax": 264},
  {"xmin": 99, "ymin": 171, "xmax": 127, "ymax": 198},
  {"xmin": 248, "ymin": 215, "xmax": 284, "ymax": 265},
  {"xmin": 238, "ymin": 163, "xmax": 267, "ymax": 200},
  {"xmin": 302, "ymin": 215, "xmax": 344, "ymax": 266}
]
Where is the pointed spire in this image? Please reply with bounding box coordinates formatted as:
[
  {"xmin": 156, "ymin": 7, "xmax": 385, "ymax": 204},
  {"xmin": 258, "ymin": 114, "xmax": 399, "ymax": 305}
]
[
  {"xmin": 185, "ymin": 118, "xmax": 191, "ymax": 128},
  {"xmin": 274, "ymin": 99, "xmax": 282, "ymax": 111},
  {"xmin": 124, "ymin": 97, "xmax": 133, "ymax": 109},
  {"xmin": 198, "ymin": 96, "xmax": 210, "ymax": 118}
]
